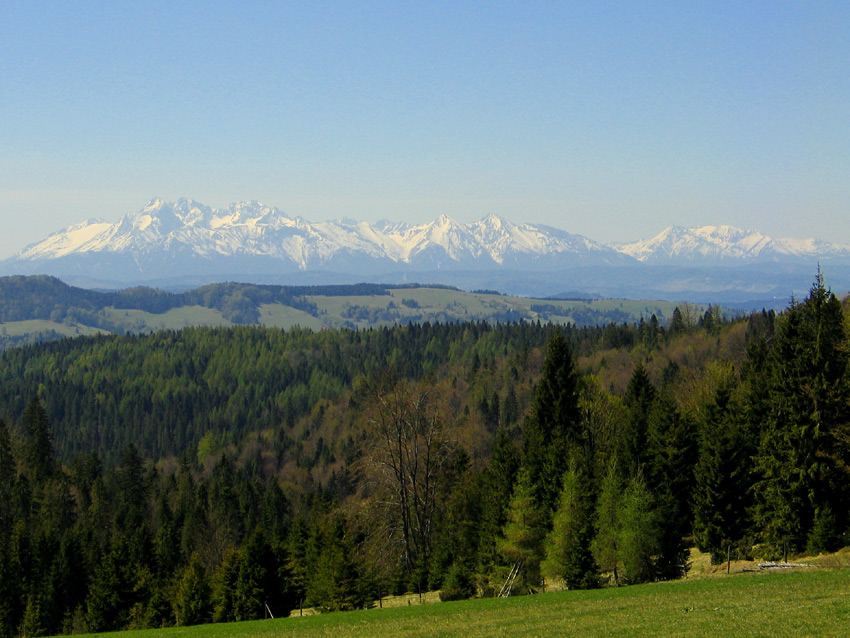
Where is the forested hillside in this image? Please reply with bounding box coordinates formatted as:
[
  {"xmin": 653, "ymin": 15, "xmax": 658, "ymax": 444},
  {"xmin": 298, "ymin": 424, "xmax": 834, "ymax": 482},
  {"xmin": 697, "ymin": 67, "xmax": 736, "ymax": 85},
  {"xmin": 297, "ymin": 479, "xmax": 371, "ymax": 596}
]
[
  {"xmin": 0, "ymin": 275, "xmax": 683, "ymax": 350},
  {"xmin": 0, "ymin": 274, "xmax": 848, "ymax": 637}
]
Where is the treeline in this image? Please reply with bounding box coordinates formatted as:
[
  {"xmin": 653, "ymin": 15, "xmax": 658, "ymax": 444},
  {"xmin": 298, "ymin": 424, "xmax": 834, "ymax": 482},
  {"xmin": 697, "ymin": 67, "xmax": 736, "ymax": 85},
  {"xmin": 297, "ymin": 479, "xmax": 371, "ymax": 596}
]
[{"xmin": 0, "ymin": 274, "xmax": 848, "ymax": 636}]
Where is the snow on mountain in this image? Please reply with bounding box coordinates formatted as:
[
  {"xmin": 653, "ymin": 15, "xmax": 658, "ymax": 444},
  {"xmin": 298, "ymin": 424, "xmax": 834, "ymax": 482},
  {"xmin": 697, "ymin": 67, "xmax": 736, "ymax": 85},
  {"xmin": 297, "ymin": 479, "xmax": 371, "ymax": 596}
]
[
  {"xmin": 465, "ymin": 214, "xmax": 617, "ymax": 264},
  {"xmin": 10, "ymin": 199, "xmax": 627, "ymax": 275},
  {"xmin": 380, "ymin": 214, "xmax": 486, "ymax": 264},
  {"xmin": 6, "ymin": 200, "xmax": 850, "ymax": 297},
  {"xmin": 20, "ymin": 198, "xmax": 316, "ymax": 266},
  {"xmin": 616, "ymin": 225, "xmax": 850, "ymax": 264},
  {"xmin": 20, "ymin": 219, "xmax": 115, "ymax": 258}
]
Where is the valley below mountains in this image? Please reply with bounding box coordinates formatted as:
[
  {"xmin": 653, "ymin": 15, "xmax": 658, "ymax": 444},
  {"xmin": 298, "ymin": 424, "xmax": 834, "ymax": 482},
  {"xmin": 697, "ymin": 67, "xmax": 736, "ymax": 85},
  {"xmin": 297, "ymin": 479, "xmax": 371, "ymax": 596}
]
[{"xmin": 3, "ymin": 198, "xmax": 848, "ymax": 306}]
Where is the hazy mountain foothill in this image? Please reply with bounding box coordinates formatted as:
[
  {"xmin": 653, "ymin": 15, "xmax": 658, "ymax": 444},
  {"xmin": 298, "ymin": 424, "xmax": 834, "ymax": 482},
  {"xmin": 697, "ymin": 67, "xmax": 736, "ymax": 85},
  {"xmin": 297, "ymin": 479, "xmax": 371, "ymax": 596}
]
[{"xmin": 2, "ymin": 198, "xmax": 848, "ymax": 306}]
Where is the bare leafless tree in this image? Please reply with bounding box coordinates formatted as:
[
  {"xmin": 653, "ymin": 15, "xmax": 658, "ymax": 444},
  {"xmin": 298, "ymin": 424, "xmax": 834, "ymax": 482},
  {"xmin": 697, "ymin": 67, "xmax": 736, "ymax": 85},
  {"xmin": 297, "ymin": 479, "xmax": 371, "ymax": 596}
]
[{"xmin": 362, "ymin": 377, "xmax": 449, "ymax": 582}]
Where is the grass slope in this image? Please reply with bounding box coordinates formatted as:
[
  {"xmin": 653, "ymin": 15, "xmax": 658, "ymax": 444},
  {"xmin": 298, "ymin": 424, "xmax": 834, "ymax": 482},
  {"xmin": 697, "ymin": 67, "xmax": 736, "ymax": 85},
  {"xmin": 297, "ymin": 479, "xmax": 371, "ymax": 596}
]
[
  {"xmin": 69, "ymin": 569, "xmax": 850, "ymax": 638},
  {"xmin": 0, "ymin": 319, "xmax": 104, "ymax": 337},
  {"xmin": 101, "ymin": 306, "xmax": 233, "ymax": 331}
]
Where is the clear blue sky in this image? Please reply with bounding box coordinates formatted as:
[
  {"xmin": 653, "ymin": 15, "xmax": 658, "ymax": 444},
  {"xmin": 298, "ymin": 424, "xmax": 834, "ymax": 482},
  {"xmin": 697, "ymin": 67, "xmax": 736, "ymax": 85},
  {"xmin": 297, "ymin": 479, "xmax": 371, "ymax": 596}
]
[{"xmin": 1, "ymin": 1, "xmax": 848, "ymax": 258}]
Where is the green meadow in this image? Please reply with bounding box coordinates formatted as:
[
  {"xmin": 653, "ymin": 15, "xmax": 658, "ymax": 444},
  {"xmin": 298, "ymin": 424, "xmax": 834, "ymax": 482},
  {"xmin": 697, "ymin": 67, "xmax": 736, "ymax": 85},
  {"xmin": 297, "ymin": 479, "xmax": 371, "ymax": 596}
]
[
  {"xmin": 101, "ymin": 306, "xmax": 233, "ymax": 331},
  {"xmin": 69, "ymin": 568, "xmax": 850, "ymax": 638}
]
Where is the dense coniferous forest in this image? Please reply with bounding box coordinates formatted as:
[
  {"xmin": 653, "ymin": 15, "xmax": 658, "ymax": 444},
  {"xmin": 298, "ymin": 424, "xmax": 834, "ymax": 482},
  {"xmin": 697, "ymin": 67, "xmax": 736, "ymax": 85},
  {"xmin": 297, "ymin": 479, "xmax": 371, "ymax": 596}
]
[{"xmin": 0, "ymin": 273, "xmax": 849, "ymax": 636}]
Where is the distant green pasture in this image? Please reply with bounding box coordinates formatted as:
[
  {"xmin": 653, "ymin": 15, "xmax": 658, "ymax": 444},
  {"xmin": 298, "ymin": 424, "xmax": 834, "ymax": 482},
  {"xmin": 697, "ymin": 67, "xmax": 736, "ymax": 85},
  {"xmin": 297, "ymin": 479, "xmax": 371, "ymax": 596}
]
[
  {"xmin": 258, "ymin": 304, "xmax": 325, "ymax": 330},
  {"xmin": 102, "ymin": 306, "xmax": 232, "ymax": 331},
  {"xmin": 0, "ymin": 319, "xmax": 104, "ymax": 337}
]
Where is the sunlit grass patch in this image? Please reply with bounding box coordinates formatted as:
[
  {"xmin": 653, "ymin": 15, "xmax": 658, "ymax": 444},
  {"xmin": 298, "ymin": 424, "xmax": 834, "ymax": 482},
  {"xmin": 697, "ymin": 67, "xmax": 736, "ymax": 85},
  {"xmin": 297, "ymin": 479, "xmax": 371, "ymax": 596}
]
[{"xmin": 66, "ymin": 568, "xmax": 850, "ymax": 638}]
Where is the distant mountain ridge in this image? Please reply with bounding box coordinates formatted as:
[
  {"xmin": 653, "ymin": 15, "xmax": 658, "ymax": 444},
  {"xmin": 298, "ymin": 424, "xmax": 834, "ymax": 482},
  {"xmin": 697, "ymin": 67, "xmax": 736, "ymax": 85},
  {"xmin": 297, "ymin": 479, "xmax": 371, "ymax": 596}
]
[
  {"xmin": 615, "ymin": 225, "xmax": 850, "ymax": 264},
  {"xmin": 11, "ymin": 198, "xmax": 628, "ymax": 272},
  {"xmin": 2, "ymin": 198, "xmax": 849, "ymax": 304}
]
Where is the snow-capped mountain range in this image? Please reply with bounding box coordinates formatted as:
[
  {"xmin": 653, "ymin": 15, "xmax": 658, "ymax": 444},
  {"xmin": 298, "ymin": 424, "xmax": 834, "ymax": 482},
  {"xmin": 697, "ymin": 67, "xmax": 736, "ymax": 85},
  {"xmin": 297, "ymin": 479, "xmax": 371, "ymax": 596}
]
[
  {"xmin": 615, "ymin": 225, "xmax": 850, "ymax": 264},
  {"xmin": 3, "ymin": 198, "xmax": 849, "ymax": 305},
  {"xmin": 12, "ymin": 198, "xmax": 629, "ymax": 270}
]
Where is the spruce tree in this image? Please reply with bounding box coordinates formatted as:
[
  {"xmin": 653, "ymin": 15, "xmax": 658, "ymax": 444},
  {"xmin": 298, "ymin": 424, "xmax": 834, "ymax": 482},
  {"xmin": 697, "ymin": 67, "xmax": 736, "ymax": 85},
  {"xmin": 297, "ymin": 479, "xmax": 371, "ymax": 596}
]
[
  {"xmin": 646, "ymin": 394, "xmax": 696, "ymax": 578},
  {"xmin": 668, "ymin": 307, "xmax": 686, "ymax": 336},
  {"xmin": 542, "ymin": 466, "xmax": 598, "ymax": 589},
  {"xmin": 429, "ymin": 464, "xmax": 484, "ymax": 594},
  {"xmin": 439, "ymin": 561, "xmax": 476, "ymax": 601},
  {"xmin": 617, "ymin": 474, "xmax": 660, "ymax": 585},
  {"xmin": 522, "ymin": 330, "xmax": 581, "ymax": 516},
  {"xmin": 211, "ymin": 547, "xmax": 241, "ymax": 623},
  {"xmin": 84, "ymin": 538, "xmax": 137, "ymax": 632},
  {"xmin": 476, "ymin": 428, "xmax": 520, "ymax": 587},
  {"xmin": 23, "ymin": 398, "xmax": 55, "ymax": 484},
  {"xmin": 497, "ymin": 468, "xmax": 545, "ymax": 594},
  {"xmin": 208, "ymin": 454, "xmax": 244, "ymax": 559},
  {"xmin": 306, "ymin": 517, "xmax": 363, "ymax": 612},
  {"xmin": 115, "ymin": 443, "xmax": 148, "ymax": 532},
  {"xmin": 752, "ymin": 271, "xmax": 850, "ymax": 555},
  {"xmin": 0, "ymin": 541, "xmax": 17, "ymax": 638},
  {"xmin": 173, "ymin": 555, "xmax": 211, "ymax": 626},
  {"xmin": 692, "ymin": 380, "xmax": 751, "ymax": 563},
  {"xmin": 620, "ymin": 364, "xmax": 656, "ymax": 478},
  {"xmin": 232, "ymin": 529, "xmax": 270, "ymax": 620},
  {"xmin": 592, "ymin": 462, "xmax": 623, "ymax": 585},
  {"xmin": 0, "ymin": 420, "xmax": 15, "ymax": 540}
]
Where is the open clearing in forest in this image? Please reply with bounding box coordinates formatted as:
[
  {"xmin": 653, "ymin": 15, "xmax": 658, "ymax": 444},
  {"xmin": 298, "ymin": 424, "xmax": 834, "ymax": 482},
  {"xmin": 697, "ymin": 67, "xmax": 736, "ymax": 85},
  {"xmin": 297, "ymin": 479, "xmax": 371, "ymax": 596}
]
[
  {"xmin": 70, "ymin": 567, "xmax": 850, "ymax": 638},
  {"xmin": 0, "ymin": 319, "xmax": 105, "ymax": 337}
]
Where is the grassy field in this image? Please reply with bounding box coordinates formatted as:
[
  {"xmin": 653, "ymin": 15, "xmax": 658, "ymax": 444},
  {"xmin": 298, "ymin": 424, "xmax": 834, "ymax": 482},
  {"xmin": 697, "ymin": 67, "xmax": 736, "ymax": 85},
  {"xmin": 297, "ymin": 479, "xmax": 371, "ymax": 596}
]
[
  {"xmin": 69, "ymin": 568, "xmax": 850, "ymax": 638},
  {"xmin": 0, "ymin": 318, "xmax": 105, "ymax": 337},
  {"xmin": 102, "ymin": 306, "xmax": 234, "ymax": 331},
  {"xmin": 256, "ymin": 304, "xmax": 326, "ymax": 331}
]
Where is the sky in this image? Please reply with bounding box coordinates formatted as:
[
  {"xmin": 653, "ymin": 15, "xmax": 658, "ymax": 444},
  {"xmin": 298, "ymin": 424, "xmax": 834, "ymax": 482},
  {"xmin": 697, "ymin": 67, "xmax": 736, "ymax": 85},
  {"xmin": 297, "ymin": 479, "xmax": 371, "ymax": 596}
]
[{"xmin": 1, "ymin": 1, "xmax": 848, "ymax": 259}]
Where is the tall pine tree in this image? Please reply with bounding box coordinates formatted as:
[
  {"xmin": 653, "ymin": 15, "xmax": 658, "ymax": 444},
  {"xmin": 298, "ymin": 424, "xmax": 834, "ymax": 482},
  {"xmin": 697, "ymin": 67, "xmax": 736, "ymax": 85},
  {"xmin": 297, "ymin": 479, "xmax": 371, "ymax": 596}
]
[
  {"xmin": 620, "ymin": 364, "xmax": 656, "ymax": 478},
  {"xmin": 522, "ymin": 330, "xmax": 581, "ymax": 517},
  {"xmin": 23, "ymin": 398, "xmax": 55, "ymax": 484},
  {"xmin": 0, "ymin": 420, "xmax": 15, "ymax": 540},
  {"xmin": 693, "ymin": 377, "xmax": 752, "ymax": 563},
  {"xmin": 752, "ymin": 271, "xmax": 850, "ymax": 555},
  {"xmin": 498, "ymin": 468, "xmax": 545, "ymax": 594},
  {"xmin": 542, "ymin": 465, "xmax": 598, "ymax": 589}
]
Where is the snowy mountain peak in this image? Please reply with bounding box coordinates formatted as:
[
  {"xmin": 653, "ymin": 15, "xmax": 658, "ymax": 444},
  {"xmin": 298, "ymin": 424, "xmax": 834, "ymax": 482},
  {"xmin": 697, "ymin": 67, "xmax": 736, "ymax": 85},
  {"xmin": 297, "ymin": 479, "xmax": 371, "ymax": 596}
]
[
  {"xmin": 8, "ymin": 198, "xmax": 633, "ymax": 275},
  {"xmin": 7, "ymin": 199, "xmax": 850, "ymax": 289},
  {"xmin": 616, "ymin": 224, "xmax": 849, "ymax": 264},
  {"xmin": 478, "ymin": 212, "xmax": 509, "ymax": 230},
  {"xmin": 142, "ymin": 197, "xmax": 164, "ymax": 211}
]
